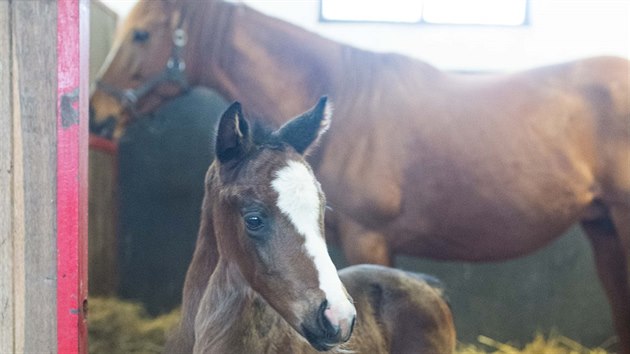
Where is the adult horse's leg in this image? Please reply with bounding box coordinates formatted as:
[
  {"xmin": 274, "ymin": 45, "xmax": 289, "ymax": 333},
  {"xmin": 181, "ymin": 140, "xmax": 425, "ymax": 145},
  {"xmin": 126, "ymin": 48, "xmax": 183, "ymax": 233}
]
[
  {"xmin": 582, "ymin": 214, "xmax": 630, "ymax": 354},
  {"xmin": 611, "ymin": 204, "xmax": 630, "ymax": 354},
  {"xmin": 601, "ymin": 131, "xmax": 630, "ymax": 353},
  {"xmin": 339, "ymin": 218, "xmax": 392, "ymax": 265}
]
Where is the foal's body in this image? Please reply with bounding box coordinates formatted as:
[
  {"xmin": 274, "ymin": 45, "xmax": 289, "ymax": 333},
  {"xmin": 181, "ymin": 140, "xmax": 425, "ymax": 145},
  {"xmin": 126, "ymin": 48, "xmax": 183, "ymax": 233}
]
[
  {"xmin": 194, "ymin": 262, "xmax": 453, "ymax": 354},
  {"xmin": 166, "ymin": 99, "xmax": 455, "ymax": 353}
]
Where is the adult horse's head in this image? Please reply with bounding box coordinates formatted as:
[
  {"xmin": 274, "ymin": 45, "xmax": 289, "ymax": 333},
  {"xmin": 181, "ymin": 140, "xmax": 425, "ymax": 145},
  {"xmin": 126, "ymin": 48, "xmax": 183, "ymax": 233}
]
[
  {"xmin": 90, "ymin": 0, "xmax": 189, "ymax": 139},
  {"xmin": 208, "ymin": 97, "xmax": 356, "ymax": 351}
]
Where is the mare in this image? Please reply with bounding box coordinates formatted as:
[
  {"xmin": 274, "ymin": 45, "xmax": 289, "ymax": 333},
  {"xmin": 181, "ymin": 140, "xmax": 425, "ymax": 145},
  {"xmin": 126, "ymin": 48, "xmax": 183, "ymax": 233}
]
[
  {"xmin": 164, "ymin": 97, "xmax": 456, "ymax": 353},
  {"xmin": 90, "ymin": 0, "xmax": 630, "ymax": 350}
]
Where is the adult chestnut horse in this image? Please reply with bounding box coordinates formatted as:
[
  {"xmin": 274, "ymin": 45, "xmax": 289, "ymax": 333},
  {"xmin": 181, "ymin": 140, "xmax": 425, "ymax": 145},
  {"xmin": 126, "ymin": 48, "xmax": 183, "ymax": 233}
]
[
  {"xmin": 165, "ymin": 97, "xmax": 455, "ymax": 353},
  {"xmin": 90, "ymin": 0, "xmax": 630, "ymax": 350}
]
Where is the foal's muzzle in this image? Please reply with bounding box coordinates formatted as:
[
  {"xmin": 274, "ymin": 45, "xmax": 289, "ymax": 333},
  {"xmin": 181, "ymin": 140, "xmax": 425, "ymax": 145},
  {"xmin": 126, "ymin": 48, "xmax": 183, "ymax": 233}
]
[{"xmin": 302, "ymin": 300, "xmax": 356, "ymax": 351}]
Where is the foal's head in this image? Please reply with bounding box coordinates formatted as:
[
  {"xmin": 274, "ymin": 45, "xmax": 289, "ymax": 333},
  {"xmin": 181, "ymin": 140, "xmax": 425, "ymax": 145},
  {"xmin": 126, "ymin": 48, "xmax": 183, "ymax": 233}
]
[{"xmin": 208, "ymin": 97, "xmax": 356, "ymax": 351}]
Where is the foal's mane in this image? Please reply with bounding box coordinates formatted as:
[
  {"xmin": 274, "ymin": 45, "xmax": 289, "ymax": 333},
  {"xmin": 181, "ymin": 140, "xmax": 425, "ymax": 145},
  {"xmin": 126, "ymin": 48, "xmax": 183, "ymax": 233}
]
[{"xmin": 251, "ymin": 120, "xmax": 286, "ymax": 150}]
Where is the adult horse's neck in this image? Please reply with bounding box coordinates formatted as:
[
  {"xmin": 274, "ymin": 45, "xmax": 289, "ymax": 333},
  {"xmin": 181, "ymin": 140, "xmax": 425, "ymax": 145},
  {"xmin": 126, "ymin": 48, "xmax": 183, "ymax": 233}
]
[
  {"xmin": 194, "ymin": 2, "xmax": 347, "ymax": 127},
  {"xmin": 179, "ymin": 1, "xmax": 234, "ymax": 92}
]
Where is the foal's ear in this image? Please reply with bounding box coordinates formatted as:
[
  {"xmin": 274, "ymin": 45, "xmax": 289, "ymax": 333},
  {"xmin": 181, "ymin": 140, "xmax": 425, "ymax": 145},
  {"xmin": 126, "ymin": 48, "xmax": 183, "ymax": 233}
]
[
  {"xmin": 275, "ymin": 97, "xmax": 332, "ymax": 155},
  {"xmin": 216, "ymin": 102, "xmax": 251, "ymax": 164}
]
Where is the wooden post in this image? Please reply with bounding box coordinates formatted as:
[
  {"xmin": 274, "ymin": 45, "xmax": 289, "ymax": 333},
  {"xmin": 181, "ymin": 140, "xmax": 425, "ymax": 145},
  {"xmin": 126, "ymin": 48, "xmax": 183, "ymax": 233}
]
[
  {"xmin": 57, "ymin": 0, "xmax": 90, "ymax": 353},
  {"xmin": 88, "ymin": 135, "xmax": 119, "ymax": 296},
  {"xmin": 0, "ymin": 1, "xmax": 89, "ymax": 352},
  {"xmin": 0, "ymin": 0, "xmax": 14, "ymax": 349}
]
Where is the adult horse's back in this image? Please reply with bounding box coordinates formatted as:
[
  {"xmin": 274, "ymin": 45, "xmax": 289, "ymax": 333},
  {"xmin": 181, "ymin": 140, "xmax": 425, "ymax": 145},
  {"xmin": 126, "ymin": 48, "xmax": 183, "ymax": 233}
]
[{"xmin": 90, "ymin": 0, "xmax": 630, "ymax": 351}]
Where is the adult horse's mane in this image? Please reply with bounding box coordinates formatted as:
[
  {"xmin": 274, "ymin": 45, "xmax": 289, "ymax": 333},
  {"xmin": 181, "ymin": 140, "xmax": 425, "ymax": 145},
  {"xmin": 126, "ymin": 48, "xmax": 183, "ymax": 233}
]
[
  {"xmin": 91, "ymin": 1, "xmax": 630, "ymax": 352},
  {"xmin": 169, "ymin": 1, "xmax": 439, "ymax": 123}
]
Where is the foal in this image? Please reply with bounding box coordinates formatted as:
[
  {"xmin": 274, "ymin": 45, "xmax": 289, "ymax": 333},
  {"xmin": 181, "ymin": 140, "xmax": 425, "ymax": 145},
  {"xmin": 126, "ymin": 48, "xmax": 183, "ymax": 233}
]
[{"xmin": 166, "ymin": 98, "xmax": 456, "ymax": 353}]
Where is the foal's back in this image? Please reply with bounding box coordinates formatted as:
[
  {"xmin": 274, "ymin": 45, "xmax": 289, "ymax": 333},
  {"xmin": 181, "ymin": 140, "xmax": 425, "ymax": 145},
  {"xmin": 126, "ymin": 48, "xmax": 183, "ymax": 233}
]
[
  {"xmin": 196, "ymin": 264, "xmax": 456, "ymax": 354},
  {"xmin": 340, "ymin": 264, "xmax": 456, "ymax": 354}
]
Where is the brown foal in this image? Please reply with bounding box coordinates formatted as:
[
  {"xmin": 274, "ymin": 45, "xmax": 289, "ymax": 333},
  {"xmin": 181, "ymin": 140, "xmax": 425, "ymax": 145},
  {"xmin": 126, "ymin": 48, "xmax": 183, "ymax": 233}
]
[{"xmin": 164, "ymin": 98, "xmax": 455, "ymax": 353}]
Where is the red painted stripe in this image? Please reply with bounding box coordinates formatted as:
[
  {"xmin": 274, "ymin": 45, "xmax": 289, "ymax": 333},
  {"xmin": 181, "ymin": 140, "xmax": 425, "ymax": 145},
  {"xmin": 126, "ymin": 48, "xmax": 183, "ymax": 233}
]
[
  {"xmin": 57, "ymin": 0, "xmax": 88, "ymax": 353},
  {"xmin": 89, "ymin": 134, "xmax": 118, "ymax": 154}
]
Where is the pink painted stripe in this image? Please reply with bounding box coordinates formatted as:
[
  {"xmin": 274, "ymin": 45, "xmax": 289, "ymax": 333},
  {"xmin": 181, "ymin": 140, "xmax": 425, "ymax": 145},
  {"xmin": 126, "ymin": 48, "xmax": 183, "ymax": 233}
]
[
  {"xmin": 57, "ymin": 0, "xmax": 88, "ymax": 353},
  {"xmin": 90, "ymin": 134, "xmax": 118, "ymax": 154}
]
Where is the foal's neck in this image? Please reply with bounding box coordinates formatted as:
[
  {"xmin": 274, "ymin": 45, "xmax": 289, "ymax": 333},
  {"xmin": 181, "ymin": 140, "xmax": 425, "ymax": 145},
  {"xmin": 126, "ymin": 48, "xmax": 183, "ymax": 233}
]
[{"xmin": 194, "ymin": 260, "xmax": 311, "ymax": 354}]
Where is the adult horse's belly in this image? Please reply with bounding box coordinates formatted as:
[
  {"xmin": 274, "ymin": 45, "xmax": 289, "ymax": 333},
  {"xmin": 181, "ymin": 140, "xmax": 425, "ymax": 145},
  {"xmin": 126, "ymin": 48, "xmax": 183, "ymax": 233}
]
[
  {"xmin": 384, "ymin": 83, "xmax": 597, "ymax": 261},
  {"xmin": 387, "ymin": 123, "xmax": 596, "ymax": 262},
  {"xmin": 387, "ymin": 185, "xmax": 592, "ymax": 262}
]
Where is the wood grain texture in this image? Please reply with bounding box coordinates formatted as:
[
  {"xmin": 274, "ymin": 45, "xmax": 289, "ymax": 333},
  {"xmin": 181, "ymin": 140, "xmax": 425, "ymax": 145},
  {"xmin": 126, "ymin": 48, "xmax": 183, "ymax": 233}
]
[
  {"xmin": 88, "ymin": 145, "xmax": 118, "ymax": 296},
  {"xmin": 2, "ymin": 1, "xmax": 88, "ymax": 351},
  {"xmin": 11, "ymin": 1, "xmax": 58, "ymax": 352},
  {"xmin": 0, "ymin": 0, "xmax": 14, "ymax": 350},
  {"xmin": 88, "ymin": 0, "xmax": 119, "ymax": 299},
  {"xmin": 56, "ymin": 0, "xmax": 90, "ymax": 351}
]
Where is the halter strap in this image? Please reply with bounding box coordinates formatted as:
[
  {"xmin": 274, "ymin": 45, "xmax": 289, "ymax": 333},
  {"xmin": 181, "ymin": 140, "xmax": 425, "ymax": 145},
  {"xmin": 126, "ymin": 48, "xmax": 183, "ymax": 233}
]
[{"xmin": 96, "ymin": 17, "xmax": 190, "ymax": 117}]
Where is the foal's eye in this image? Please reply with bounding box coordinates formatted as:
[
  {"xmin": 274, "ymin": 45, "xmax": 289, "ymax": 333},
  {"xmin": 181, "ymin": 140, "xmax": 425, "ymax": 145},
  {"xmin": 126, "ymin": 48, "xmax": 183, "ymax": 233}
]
[
  {"xmin": 244, "ymin": 214, "xmax": 264, "ymax": 232},
  {"xmin": 132, "ymin": 29, "xmax": 150, "ymax": 43}
]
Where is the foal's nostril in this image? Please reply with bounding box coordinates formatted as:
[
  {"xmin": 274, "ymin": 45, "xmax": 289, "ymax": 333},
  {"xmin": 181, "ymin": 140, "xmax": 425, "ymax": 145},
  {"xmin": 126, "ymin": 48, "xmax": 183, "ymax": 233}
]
[
  {"xmin": 317, "ymin": 300, "xmax": 340, "ymax": 337},
  {"xmin": 303, "ymin": 300, "xmax": 355, "ymax": 350},
  {"xmin": 317, "ymin": 300, "xmax": 341, "ymax": 338}
]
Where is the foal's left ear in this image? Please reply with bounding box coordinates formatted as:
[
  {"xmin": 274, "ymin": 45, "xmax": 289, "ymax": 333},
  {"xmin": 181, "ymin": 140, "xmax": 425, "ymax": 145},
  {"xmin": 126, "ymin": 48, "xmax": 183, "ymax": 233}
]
[
  {"xmin": 216, "ymin": 102, "xmax": 251, "ymax": 164},
  {"xmin": 275, "ymin": 96, "xmax": 332, "ymax": 155}
]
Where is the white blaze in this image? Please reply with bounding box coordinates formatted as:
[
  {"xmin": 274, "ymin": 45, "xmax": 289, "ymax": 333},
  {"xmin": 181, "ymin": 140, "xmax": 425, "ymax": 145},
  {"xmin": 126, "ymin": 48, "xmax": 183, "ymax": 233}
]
[{"xmin": 271, "ymin": 160, "xmax": 355, "ymax": 319}]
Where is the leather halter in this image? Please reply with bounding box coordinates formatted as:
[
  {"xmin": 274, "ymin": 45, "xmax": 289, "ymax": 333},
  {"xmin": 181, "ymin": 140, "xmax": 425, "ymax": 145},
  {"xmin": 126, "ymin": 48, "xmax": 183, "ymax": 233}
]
[{"xmin": 96, "ymin": 27, "xmax": 190, "ymax": 117}]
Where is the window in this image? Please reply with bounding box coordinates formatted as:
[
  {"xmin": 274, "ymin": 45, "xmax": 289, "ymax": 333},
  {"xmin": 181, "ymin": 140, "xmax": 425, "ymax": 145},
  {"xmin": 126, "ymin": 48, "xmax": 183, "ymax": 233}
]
[{"xmin": 320, "ymin": 0, "xmax": 529, "ymax": 26}]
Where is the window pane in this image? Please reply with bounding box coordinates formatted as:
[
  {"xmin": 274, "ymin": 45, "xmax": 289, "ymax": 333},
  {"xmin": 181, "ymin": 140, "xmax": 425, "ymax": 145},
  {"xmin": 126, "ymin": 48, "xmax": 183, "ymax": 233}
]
[
  {"xmin": 321, "ymin": 0, "xmax": 423, "ymax": 23},
  {"xmin": 423, "ymin": 0, "xmax": 527, "ymax": 25}
]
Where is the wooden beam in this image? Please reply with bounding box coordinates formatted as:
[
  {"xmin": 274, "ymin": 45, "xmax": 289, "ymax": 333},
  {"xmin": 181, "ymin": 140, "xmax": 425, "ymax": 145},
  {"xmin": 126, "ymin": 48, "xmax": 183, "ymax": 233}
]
[
  {"xmin": 0, "ymin": 1, "xmax": 88, "ymax": 352},
  {"xmin": 57, "ymin": 0, "xmax": 89, "ymax": 352},
  {"xmin": 11, "ymin": 1, "xmax": 59, "ymax": 352},
  {"xmin": 0, "ymin": 0, "xmax": 14, "ymax": 350}
]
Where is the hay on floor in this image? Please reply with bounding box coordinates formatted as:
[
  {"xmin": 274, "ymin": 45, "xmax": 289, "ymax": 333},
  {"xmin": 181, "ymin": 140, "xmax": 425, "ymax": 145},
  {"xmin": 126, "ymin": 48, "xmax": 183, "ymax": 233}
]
[
  {"xmin": 88, "ymin": 297, "xmax": 613, "ymax": 354},
  {"xmin": 457, "ymin": 333, "xmax": 612, "ymax": 354},
  {"xmin": 88, "ymin": 297, "xmax": 180, "ymax": 354}
]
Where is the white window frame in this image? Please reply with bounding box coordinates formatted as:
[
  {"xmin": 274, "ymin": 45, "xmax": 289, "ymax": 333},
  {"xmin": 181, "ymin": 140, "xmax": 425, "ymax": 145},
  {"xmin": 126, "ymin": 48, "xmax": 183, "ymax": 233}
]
[{"xmin": 319, "ymin": 0, "xmax": 530, "ymax": 26}]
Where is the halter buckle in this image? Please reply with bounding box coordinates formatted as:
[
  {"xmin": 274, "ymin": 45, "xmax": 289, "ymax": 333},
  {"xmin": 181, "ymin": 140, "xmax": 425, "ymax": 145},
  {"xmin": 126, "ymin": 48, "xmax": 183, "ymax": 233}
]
[
  {"xmin": 167, "ymin": 58, "xmax": 186, "ymax": 72},
  {"xmin": 173, "ymin": 28, "xmax": 188, "ymax": 47},
  {"xmin": 121, "ymin": 89, "xmax": 139, "ymax": 107}
]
